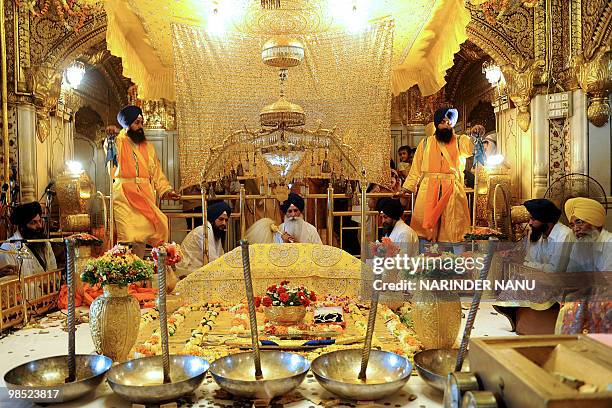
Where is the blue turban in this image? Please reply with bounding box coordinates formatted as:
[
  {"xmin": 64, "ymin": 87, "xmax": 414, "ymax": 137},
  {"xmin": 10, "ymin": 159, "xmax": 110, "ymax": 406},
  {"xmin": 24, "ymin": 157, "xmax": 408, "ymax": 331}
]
[
  {"xmin": 523, "ymin": 199, "xmax": 561, "ymax": 224},
  {"xmin": 280, "ymin": 192, "xmax": 305, "ymax": 213},
  {"xmin": 379, "ymin": 198, "xmax": 404, "ymax": 220},
  {"xmin": 11, "ymin": 201, "xmax": 42, "ymax": 226},
  {"xmin": 207, "ymin": 201, "xmax": 232, "ymax": 223},
  {"xmin": 117, "ymin": 105, "xmax": 142, "ymax": 129},
  {"xmin": 433, "ymin": 108, "xmax": 459, "ymax": 128}
]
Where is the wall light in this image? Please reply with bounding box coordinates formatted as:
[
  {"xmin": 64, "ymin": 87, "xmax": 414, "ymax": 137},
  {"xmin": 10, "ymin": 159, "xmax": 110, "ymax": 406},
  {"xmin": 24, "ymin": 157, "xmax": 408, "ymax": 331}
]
[
  {"xmin": 485, "ymin": 154, "xmax": 505, "ymax": 167},
  {"xmin": 66, "ymin": 160, "xmax": 83, "ymax": 175},
  {"xmin": 65, "ymin": 61, "xmax": 85, "ymax": 88},
  {"xmin": 482, "ymin": 61, "xmax": 503, "ymax": 86}
]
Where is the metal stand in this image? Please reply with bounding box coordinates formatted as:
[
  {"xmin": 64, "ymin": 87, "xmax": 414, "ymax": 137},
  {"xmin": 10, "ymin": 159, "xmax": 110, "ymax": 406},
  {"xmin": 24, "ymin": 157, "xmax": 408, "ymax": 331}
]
[
  {"xmin": 358, "ymin": 282, "xmax": 380, "ymax": 380},
  {"xmin": 64, "ymin": 238, "xmax": 76, "ymax": 383},
  {"xmin": 156, "ymin": 249, "xmax": 171, "ymax": 384},
  {"xmin": 239, "ymin": 240, "xmax": 262, "ymax": 380}
]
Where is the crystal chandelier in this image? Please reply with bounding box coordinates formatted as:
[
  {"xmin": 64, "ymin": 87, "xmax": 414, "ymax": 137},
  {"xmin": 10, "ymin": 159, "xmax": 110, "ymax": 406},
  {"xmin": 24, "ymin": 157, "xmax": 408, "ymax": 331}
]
[{"xmin": 482, "ymin": 61, "xmax": 503, "ymax": 86}]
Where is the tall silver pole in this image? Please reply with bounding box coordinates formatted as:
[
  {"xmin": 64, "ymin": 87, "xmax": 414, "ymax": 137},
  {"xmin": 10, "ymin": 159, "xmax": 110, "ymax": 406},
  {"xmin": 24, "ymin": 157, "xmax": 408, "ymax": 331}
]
[
  {"xmin": 65, "ymin": 239, "xmax": 76, "ymax": 383},
  {"xmin": 240, "ymin": 240, "xmax": 262, "ymax": 379},
  {"xmin": 156, "ymin": 248, "xmax": 171, "ymax": 383}
]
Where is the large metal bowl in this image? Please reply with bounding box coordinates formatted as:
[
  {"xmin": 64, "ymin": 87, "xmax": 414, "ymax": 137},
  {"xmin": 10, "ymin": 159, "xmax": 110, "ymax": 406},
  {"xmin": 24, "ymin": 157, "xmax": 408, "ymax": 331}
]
[
  {"xmin": 107, "ymin": 355, "xmax": 209, "ymax": 404},
  {"xmin": 209, "ymin": 351, "xmax": 310, "ymax": 399},
  {"xmin": 311, "ymin": 349, "xmax": 412, "ymax": 401},
  {"xmin": 3, "ymin": 354, "xmax": 112, "ymax": 403},
  {"xmin": 413, "ymin": 349, "xmax": 469, "ymax": 392}
]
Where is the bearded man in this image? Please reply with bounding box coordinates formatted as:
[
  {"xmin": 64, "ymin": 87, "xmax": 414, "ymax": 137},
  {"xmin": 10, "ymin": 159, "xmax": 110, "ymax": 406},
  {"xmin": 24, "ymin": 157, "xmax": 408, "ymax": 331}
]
[
  {"xmin": 378, "ymin": 198, "xmax": 418, "ymax": 256},
  {"xmin": 274, "ymin": 193, "xmax": 322, "ymax": 244},
  {"xmin": 0, "ymin": 202, "xmax": 57, "ymax": 277},
  {"xmin": 400, "ymin": 108, "xmax": 474, "ymax": 242},
  {"xmin": 177, "ymin": 201, "xmax": 231, "ymax": 275},
  {"xmin": 110, "ymin": 105, "xmax": 180, "ymax": 255}
]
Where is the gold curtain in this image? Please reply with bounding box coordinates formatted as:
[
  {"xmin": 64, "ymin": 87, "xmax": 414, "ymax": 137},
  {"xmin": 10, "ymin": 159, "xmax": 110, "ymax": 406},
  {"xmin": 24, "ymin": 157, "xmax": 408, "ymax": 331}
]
[{"xmin": 172, "ymin": 21, "xmax": 394, "ymax": 188}]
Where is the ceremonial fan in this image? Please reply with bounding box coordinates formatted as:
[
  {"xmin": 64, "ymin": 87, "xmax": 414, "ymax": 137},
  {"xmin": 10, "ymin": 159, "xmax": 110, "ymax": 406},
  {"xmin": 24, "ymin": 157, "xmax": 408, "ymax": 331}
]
[{"xmin": 544, "ymin": 173, "xmax": 608, "ymax": 224}]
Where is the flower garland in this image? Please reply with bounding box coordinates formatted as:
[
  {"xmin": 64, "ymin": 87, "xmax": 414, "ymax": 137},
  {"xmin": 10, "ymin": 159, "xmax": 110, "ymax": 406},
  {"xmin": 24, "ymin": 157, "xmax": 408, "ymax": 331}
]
[
  {"xmin": 151, "ymin": 242, "xmax": 183, "ymax": 267},
  {"xmin": 81, "ymin": 244, "xmax": 154, "ymax": 287}
]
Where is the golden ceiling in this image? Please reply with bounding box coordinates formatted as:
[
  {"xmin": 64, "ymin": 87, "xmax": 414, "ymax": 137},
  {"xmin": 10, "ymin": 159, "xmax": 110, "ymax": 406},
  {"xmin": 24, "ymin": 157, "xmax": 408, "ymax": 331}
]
[{"xmin": 102, "ymin": 0, "xmax": 470, "ymax": 100}]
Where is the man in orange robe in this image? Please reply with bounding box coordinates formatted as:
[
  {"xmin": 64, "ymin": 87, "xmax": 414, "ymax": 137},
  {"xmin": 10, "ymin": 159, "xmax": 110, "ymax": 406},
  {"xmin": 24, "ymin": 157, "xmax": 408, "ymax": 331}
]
[
  {"xmin": 400, "ymin": 108, "xmax": 474, "ymax": 242},
  {"xmin": 110, "ymin": 106, "xmax": 180, "ymax": 251}
]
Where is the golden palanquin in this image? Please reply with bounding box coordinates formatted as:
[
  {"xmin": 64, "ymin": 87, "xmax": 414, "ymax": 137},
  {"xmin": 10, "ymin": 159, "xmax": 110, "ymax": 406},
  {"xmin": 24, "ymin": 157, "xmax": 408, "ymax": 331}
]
[{"xmin": 175, "ymin": 244, "xmax": 367, "ymax": 305}]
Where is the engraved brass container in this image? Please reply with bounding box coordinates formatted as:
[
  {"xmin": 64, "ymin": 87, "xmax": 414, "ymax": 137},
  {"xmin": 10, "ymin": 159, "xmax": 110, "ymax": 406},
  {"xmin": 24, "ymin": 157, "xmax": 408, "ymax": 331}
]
[
  {"xmin": 414, "ymin": 348, "xmax": 470, "ymax": 392},
  {"xmin": 209, "ymin": 351, "xmax": 310, "ymax": 399},
  {"xmin": 411, "ymin": 291, "xmax": 461, "ymax": 349},
  {"xmin": 311, "ymin": 349, "xmax": 412, "ymax": 400},
  {"xmin": 3, "ymin": 355, "xmax": 112, "ymax": 403},
  {"xmin": 264, "ymin": 305, "xmax": 306, "ymax": 325},
  {"xmin": 107, "ymin": 355, "xmax": 209, "ymax": 404},
  {"xmin": 89, "ymin": 284, "xmax": 140, "ymax": 362}
]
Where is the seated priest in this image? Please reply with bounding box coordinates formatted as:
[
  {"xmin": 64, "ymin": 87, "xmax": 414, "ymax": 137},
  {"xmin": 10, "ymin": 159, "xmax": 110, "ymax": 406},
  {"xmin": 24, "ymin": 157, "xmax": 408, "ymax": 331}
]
[
  {"xmin": 274, "ymin": 193, "xmax": 322, "ymax": 244},
  {"xmin": 378, "ymin": 198, "xmax": 419, "ymax": 256},
  {"xmin": 176, "ymin": 201, "xmax": 231, "ymax": 276},
  {"xmin": 0, "ymin": 202, "xmax": 57, "ymax": 277},
  {"xmin": 557, "ymin": 197, "xmax": 612, "ymax": 334},
  {"xmin": 523, "ymin": 198, "xmax": 574, "ymax": 273}
]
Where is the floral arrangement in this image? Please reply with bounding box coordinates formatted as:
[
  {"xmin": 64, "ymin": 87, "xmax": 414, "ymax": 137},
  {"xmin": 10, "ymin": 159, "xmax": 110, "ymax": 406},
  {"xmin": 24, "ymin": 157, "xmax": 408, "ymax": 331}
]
[
  {"xmin": 369, "ymin": 237, "xmax": 400, "ymax": 258},
  {"xmin": 151, "ymin": 242, "xmax": 183, "ymax": 266},
  {"xmin": 81, "ymin": 244, "xmax": 154, "ymax": 287},
  {"xmin": 255, "ymin": 280, "xmax": 317, "ymax": 308}
]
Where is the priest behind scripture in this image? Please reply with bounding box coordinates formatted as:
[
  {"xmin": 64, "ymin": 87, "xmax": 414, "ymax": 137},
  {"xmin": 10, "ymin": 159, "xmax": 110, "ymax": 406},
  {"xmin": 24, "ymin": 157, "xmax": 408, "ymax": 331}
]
[
  {"xmin": 0, "ymin": 202, "xmax": 57, "ymax": 278},
  {"xmin": 274, "ymin": 193, "xmax": 322, "ymax": 244}
]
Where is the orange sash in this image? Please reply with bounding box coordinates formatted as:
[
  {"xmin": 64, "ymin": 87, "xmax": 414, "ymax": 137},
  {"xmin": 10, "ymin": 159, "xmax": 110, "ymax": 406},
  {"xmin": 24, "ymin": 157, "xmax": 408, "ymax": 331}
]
[
  {"xmin": 116, "ymin": 133, "xmax": 165, "ymax": 240},
  {"xmin": 422, "ymin": 135, "xmax": 460, "ymax": 229}
]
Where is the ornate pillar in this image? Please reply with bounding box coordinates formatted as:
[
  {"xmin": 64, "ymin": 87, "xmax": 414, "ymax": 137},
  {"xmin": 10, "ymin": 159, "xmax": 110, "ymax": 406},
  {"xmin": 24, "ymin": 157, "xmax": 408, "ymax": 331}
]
[
  {"xmin": 574, "ymin": 46, "xmax": 612, "ymax": 127},
  {"xmin": 531, "ymin": 94, "xmax": 549, "ymax": 198},
  {"xmin": 17, "ymin": 103, "xmax": 36, "ymax": 202},
  {"xmin": 501, "ymin": 57, "xmax": 545, "ymax": 132},
  {"xmin": 30, "ymin": 66, "xmax": 63, "ymax": 143}
]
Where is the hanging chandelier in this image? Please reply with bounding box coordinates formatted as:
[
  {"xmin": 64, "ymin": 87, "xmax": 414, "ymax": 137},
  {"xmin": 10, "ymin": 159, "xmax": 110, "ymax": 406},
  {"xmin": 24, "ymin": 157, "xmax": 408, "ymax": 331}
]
[{"xmin": 260, "ymin": 0, "xmax": 281, "ymax": 9}]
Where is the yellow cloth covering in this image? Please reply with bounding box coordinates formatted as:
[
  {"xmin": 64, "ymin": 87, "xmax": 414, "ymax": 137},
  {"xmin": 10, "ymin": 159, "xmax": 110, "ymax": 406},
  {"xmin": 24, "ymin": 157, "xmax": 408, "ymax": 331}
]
[
  {"xmin": 111, "ymin": 130, "xmax": 173, "ymax": 245},
  {"xmin": 101, "ymin": 0, "xmax": 470, "ymax": 100},
  {"xmin": 564, "ymin": 197, "xmax": 606, "ymax": 227},
  {"xmin": 403, "ymin": 125, "xmax": 473, "ymax": 242},
  {"xmin": 174, "ymin": 244, "xmax": 365, "ymax": 304}
]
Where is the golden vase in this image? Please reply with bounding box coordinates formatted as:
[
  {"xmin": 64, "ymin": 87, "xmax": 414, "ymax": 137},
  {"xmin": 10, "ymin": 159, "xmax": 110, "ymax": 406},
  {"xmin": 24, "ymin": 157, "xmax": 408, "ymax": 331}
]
[
  {"xmin": 264, "ymin": 306, "xmax": 306, "ymax": 325},
  {"xmin": 89, "ymin": 284, "xmax": 140, "ymax": 362},
  {"xmin": 412, "ymin": 290, "xmax": 461, "ymax": 349}
]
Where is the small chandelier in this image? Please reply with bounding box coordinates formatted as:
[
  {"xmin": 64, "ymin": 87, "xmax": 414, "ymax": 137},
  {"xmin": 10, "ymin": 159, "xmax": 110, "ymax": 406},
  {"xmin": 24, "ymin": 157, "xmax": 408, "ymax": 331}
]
[
  {"xmin": 260, "ymin": 0, "xmax": 281, "ymax": 9},
  {"xmin": 65, "ymin": 61, "xmax": 86, "ymax": 88},
  {"xmin": 482, "ymin": 61, "xmax": 503, "ymax": 86}
]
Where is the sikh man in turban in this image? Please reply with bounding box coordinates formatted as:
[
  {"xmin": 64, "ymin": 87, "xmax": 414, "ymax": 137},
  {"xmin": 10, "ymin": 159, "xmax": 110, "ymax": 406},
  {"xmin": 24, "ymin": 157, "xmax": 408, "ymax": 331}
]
[
  {"xmin": 110, "ymin": 105, "xmax": 180, "ymax": 255},
  {"xmin": 0, "ymin": 202, "xmax": 57, "ymax": 278},
  {"xmin": 177, "ymin": 201, "xmax": 231, "ymax": 276},
  {"xmin": 556, "ymin": 197, "xmax": 612, "ymax": 334},
  {"xmin": 399, "ymin": 108, "xmax": 474, "ymax": 242},
  {"xmin": 274, "ymin": 193, "xmax": 322, "ymax": 244},
  {"xmin": 378, "ymin": 198, "xmax": 419, "ymax": 256}
]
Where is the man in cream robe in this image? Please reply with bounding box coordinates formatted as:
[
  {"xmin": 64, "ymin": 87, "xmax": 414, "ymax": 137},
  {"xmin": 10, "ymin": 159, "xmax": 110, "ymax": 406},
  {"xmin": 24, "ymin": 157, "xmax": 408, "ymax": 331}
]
[
  {"xmin": 274, "ymin": 193, "xmax": 322, "ymax": 244},
  {"xmin": 109, "ymin": 106, "xmax": 180, "ymax": 251},
  {"xmin": 557, "ymin": 197, "xmax": 611, "ymax": 334},
  {"xmin": 400, "ymin": 108, "xmax": 473, "ymax": 242}
]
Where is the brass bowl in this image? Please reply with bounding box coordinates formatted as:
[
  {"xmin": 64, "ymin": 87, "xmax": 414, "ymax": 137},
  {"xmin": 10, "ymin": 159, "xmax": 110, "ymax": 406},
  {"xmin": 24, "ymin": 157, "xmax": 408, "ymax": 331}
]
[
  {"xmin": 3, "ymin": 354, "xmax": 112, "ymax": 403},
  {"xmin": 311, "ymin": 349, "xmax": 412, "ymax": 401},
  {"xmin": 264, "ymin": 306, "xmax": 306, "ymax": 325},
  {"xmin": 107, "ymin": 355, "xmax": 209, "ymax": 404},
  {"xmin": 413, "ymin": 348, "xmax": 469, "ymax": 392},
  {"xmin": 209, "ymin": 351, "xmax": 310, "ymax": 399}
]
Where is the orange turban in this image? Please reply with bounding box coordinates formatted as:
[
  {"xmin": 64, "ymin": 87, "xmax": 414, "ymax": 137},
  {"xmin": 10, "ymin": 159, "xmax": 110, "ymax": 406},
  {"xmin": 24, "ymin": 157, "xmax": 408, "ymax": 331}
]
[{"xmin": 564, "ymin": 197, "xmax": 605, "ymax": 227}]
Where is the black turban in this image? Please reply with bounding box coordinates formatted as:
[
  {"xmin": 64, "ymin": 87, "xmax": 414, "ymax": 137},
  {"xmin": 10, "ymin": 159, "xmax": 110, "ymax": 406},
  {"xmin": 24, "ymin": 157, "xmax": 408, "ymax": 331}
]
[
  {"xmin": 379, "ymin": 198, "xmax": 404, "ymax": 220},
  {"xmin": 523, "ymin": 199, "xmax": 561, "ymax": 224},
  {"xmin": 117, "ymin": 105, "xmax": 142, "ymax": 129},
  {"xmin": 11, "ymin": 201, "xmax": 42, "ymax": 226},
  {"xmin": 280, "ymin": 192, "xmax": 305, "ymax": 213},
  {"xmin": 433, "ymin": 108, "xmax": 459, "ymax": 128},
  {"xmin": 207, "ymin": 201, "xmax": 232, "ymax": 223}
]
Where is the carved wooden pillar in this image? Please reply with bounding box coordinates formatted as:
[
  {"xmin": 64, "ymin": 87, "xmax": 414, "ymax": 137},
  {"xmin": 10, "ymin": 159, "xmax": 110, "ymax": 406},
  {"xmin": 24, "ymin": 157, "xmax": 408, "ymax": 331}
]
[
  {"xmin": 501, "ymin": 58, "xmax": 545, "ymax": 132},
  {"xmin": 574, "ymin": 46, "xmax": 612, "ymax": 127}
]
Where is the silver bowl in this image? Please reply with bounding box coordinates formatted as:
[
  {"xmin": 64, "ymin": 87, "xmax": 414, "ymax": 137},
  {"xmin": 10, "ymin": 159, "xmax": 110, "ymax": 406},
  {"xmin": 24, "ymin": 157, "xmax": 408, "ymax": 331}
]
[
  {"xmin": 311, "ymin": 349, "xmax": 412, "ymax": 401},
  {"xmin": 3, "ymin": 354, "xmax": 112, "ymax": 403},
  {"xmin": 413, "ymin": 349, "xmax": 469, "ymax": 392},
  {"xmin": 107, "ymin": 355, "xmax": 209, "ymax": 404},
  {"xmin": 209, "ymin": 351, "xmax": 310, "ymax": 399}
]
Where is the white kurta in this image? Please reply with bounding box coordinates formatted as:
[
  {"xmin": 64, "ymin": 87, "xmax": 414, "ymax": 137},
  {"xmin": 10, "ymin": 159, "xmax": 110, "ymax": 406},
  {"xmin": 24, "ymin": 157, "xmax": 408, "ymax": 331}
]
[
  {"xmin": 524, "ymin": 222, "xmax": 574, "ymax": 273},
  {"xmin": 567, "ymin": 229, "xmax": 612, "ymax": 272},
  {"xmin": 176, "ymin": 222, "xmax": 224, "ymax": 276},
  {"xmin": 274, "ymin": 220, "xmax": 322, "ymax": 244},
  {"xmin": 0, "ymin": 231, "xmax": 57, "ymax": 277},
  {"xmin": 386, "ymin": 219, "xmax": 419, "ymax": 257}
]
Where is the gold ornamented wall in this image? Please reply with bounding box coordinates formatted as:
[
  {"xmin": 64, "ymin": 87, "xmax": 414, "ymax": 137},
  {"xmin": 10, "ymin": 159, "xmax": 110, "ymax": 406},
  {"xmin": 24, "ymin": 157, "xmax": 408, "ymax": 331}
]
[{"xmin": 172, "ymin": 21, "xmax": 394, "ymax": 188}]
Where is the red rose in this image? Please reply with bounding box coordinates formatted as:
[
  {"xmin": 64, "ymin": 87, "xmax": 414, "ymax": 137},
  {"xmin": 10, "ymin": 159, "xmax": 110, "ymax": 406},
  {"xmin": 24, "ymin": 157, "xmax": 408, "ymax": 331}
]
[
  {"xmin": 279, "ymin": 293, "xmax": 289, "ymax": 303},
  {"xmin": 301, "ymin": 298, "xmax": 310, "ymax": 307},
  {"xmin": 277, "ymin": 286, "xmax": 287, "ymax": 294},
  {"xmin": 280, "ymin": 280, "xmax": 290, "ymax": 286},
  {"xmin": 267, "ymin": 285, "xmax": 277, "ymax": 292},
  {"xmin": 310, "ymin": 293, "xmax": 317, "ymax": 302},
  {"xmin": 297, "ymin": 291, "xmax": 304, "ymax": 298},
  {"xmin": 254, "ymin": 296, "xmax": 261, "ymax": 307},
  {"xmin": 262, "ymin": 296, "xmax": 272, "ymax": 307}
]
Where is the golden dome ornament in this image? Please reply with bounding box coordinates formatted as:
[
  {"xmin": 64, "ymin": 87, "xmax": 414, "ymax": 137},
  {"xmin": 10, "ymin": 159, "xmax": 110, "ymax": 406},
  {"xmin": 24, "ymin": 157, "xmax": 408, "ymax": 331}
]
[
  {"xmin": 260, "ymin": 95, "xmax": 306, "ymax": 128},
  {"xmin": 261, "ymin": 37, "xmax": 305, "ymax": 68}
]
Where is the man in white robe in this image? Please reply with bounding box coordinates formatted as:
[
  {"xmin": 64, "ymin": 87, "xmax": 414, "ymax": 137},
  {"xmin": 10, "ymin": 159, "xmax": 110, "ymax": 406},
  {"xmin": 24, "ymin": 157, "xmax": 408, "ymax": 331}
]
[
  {"xmin": 274, "ymin": 193, "xmax": 322, "ymax": 244},
  {"xmin": 176, "ymin": 201, "xmax": 231, "ymax": 276},
  {"xmin": 0, "ymin": 202, "xmax": 57, "ymax": 299},
  {"xmin": 378, "ymin": 198, "xmax": 419, "ymax": 257}
]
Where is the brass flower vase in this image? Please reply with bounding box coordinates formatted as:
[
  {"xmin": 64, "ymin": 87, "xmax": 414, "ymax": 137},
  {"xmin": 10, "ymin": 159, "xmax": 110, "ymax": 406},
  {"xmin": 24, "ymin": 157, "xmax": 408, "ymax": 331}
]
[
  {"xmin": 264, "ymin": 306, "xmax": 306, "ymax": 325},
  {"xmin": 89, "ymin": 284, "xmax": 140, "ymax": 362},
  {"xmin": 411, "ymin": 290, "xmax": 461, "ymax": 349}
]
